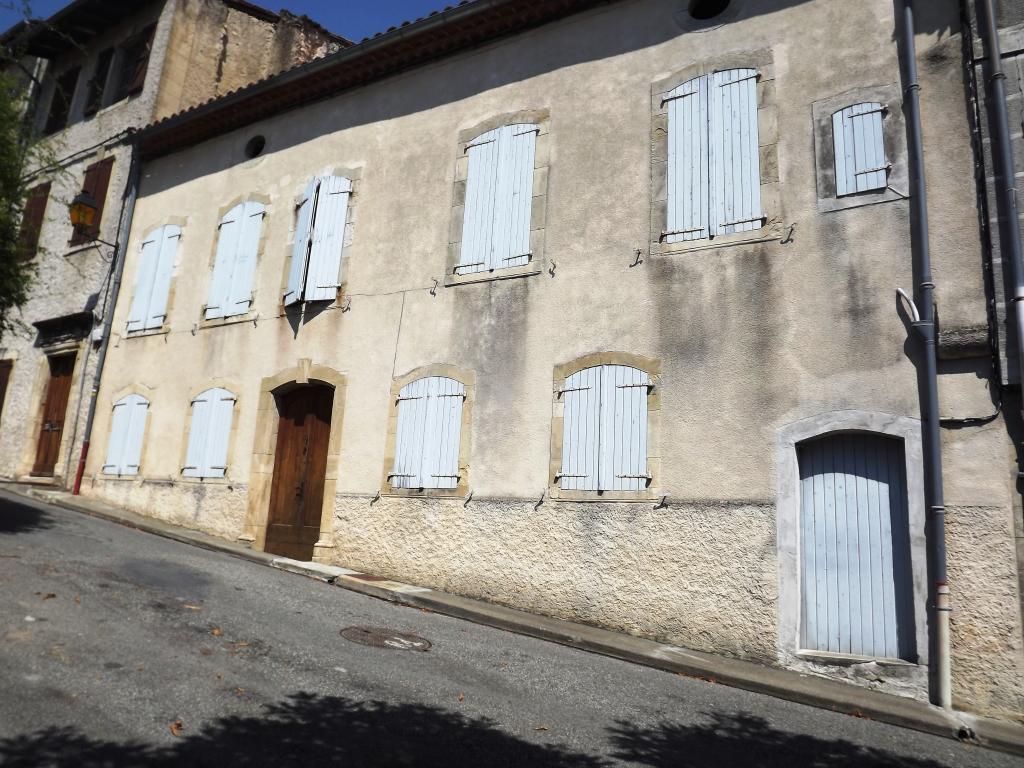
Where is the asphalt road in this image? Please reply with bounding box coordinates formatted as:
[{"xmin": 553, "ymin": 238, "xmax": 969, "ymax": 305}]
[{"xmin": 0, "ymin": 490, "xmax": 1016, "ymax": 768}]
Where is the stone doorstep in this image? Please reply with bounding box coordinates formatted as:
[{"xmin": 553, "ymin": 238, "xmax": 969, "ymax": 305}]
[{"xmin": 2, "ymin": 483, "xmax": 1023, "ymax": 757}]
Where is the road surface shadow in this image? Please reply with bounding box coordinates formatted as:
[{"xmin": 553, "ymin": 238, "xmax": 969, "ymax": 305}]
[
  {"xmin": 0, "ymin": 494, "xmax": 55, "ymax": 535},
  {"xmin": 609, "ymin": 711, "xmax": 960, "ymax": 767},
  {"xmin": 0, "ymin": 692, "xmax": 608, "ymax": 767}
]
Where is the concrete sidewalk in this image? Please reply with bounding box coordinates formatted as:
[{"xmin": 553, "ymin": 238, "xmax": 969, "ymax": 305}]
[{"xmin": 4, "ymin": 481, "xmax": 1023, "ymax": 757}]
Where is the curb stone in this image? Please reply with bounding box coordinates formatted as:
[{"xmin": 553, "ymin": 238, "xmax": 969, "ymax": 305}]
[{"xmin": 2, "ymin": 482, "xmax": 1022, "ymax": 756}]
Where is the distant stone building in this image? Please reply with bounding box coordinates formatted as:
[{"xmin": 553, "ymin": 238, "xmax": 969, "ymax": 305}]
[{"xmin": 0, "ymin": 0, "xmax": 342, "ymax": 486}]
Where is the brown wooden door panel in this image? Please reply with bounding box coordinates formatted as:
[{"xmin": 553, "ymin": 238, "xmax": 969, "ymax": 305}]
[
  {"xmin": 0, "ymin": 360, "xmax": 12, "ymax": 424},
  {"xmin": 264, "ymin": 385, "xmax": 333, "ymax": 561},
  {"xmin": 32, "ymin": 353, "xmax": 76, "ymax": 476}
]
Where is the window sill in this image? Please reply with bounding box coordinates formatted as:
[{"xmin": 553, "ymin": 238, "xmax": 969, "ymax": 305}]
[
  {"xmin": 197, "ymin": 311, "xmax": 258, "ymax": 331},
  {"xmin": 382, "ymin": 487, "xmax": 467, "ymax": 500},
  {"xmin": 177, "ymin": 475, "xmax": 232, "ymax": 486},
  {"xmin": 794, "ymin": 650, "xmax": 917, "ymax": 667},
  {"xmin": 99, "ymin": 473, "xmax": 140, "ymax": 482},
  {"xmin": 654, "ymin": 222, "xmax": 784, "ymax": 256},
  {"xmin": 548, "ymin": 488, "xmax": 659, "ymax": 503},
  {"xmin": 445, "ymin": 264, "xmax": 541, "ymax": 287},
  {"xmin": 817, "ymin": 188, "xmax": 906, "ymax": 214}
]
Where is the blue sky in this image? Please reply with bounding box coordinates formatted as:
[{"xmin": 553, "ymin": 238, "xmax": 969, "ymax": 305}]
[{"xmin": 0, "ymin": 1, "xmax": 455, "ymax": 41}]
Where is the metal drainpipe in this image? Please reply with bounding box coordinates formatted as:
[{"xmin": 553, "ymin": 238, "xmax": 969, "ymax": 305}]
[
  {"xmin": 978, "ymin": 1, "xmax": 1024, "ymax": 398},
  {"xmin": 898, "ymin": 0, "xmax": 951, "ymax": 709},
  {"xmin": 72, "ymin": 143, "xmax": 140, "ymax": 495}
]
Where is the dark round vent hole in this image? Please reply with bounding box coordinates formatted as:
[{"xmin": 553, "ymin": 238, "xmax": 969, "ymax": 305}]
[
  {"xmin": 340, "ymin": 626, "xmax": 431, "ymax": 651},
  {"xmin": 688, "ymin": 0, "xmax": 731, "ymax": 20},
  {"xmin": 244, "ymin": 135, "xmax": 266, "ymax": 159}
]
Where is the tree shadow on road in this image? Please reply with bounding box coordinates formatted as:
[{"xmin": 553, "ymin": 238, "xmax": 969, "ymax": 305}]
[
  {"xmin": 0, "ymin": 494, "xmax": 54, "ymax": 535},
  {"xmin": 0, "ymin": 692, "xmax": 610, "ymax": 767},
  {"xmin": 608, "ymin": 711, "xmax": 965, "ymax": 768}
]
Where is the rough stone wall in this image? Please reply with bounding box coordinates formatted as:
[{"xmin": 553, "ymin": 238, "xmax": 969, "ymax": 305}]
[{"xmin": 83, "ymin": 0, "xmax": 1023, "ymax": 720}]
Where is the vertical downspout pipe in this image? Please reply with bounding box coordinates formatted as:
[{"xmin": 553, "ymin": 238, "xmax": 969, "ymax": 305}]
[
  {"xmin": 898, "ymin": 0, "xmax": 951, "ymax": 709},
  {"xmin": 978, "ymin": 0, "xmax": 1024, "ymax": 389},
  {"xmin": 72, "ymin": 143, "xmax": 140, "ymax": 495}
]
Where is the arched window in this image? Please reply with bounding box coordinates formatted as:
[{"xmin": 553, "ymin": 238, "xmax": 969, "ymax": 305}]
[
  {"xmin": 832, "ymin": 102, "xmax": 889, "ymax": 196},
  {"xmin": 284, "ymin": 175, "xmax": 352, "ymax": 305},
  {"xmin": 126, "ymin": 224, "xmax": 180, "ymax": 332},
  {"xmin": 455, "ymin": 123, "xmax": 538, "ymax": 275},
  {"xmin": 558, "ymin": 364, "xmax": 652, "ymax": 492},
  {"xmin": 205, "ymin": 201, "xmax": 265, "ymax": 319},
  {"xmin": 797, "ymin": 432, "xmax": 915, "ymax": 660},
  {"xmin": 183, "ymin": 387, "xmax": 236, "ymax": 478},
  {"xmin": 389, "ymin": 376, "xmax": 466, "ymax": 489},
  {"xmin": 664, "ymin": 68, "xmax": 762, "ymax": 243},
  {"xmin": 103, "ymin": 394, "xmax": 149, "ymax": 476}
]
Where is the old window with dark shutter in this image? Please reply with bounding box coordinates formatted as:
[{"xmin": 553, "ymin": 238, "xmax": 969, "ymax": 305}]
[
  {"xmin": 19, "ymin": 182, "xmax": 51, "ymax": 259},
  {"xmin": 84, "ymin": 48, "xmax": 115, "ymax": 117},
  {"xmin": 43, "ymin": 66, "xmax": 81, "ymax": 135},
  {"xmin": 112, "ymin": 25, "xmax": 156, "ymax": 102},
  {"xmin": 70, "ymin": 158, "xmax": 115, "ymax": 246}
]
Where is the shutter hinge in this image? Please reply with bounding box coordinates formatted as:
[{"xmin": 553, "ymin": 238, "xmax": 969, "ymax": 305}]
[
  {"xmin": 555, "ymin": 473, "xmax": 589, "ymax": 480},
  {"xmin": 500, "ymin": 252, "xmax": 533, "ymax": 263},
  {"xmin": 854, "ymin": 163, "xmax": 892, "ymax": 176},
  {"xmin": 615, "ymin": 473, "xmax": 652, "ymax": 480},
  {"xmin": 718, "ymin": 215, "xmax": 766, "ymax": 228},
  {"xmin": 616, "ymin": 382, "xmax": 655, "ymax": 390},
  {"xmin": 558, "ymin": 385, "xmax": 592, "ymax": 395},
  {"xmin": 661, "ymin": 90, "xmax": 698, "ymax": 106},
  {"xmin": 661, "ymin": 227, "xmax": 706, "ymax": 240},
  {"xmin": 388, "ymin": 473, "xmax": 417, "ymax": 479},
  {"xmin": 430, "ymin": 474, "xmax": 461, "ymax": 479}
]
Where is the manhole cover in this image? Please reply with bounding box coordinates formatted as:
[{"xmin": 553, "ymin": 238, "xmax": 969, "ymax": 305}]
[{"xmin": 340, "ymin": 626, "xmax": 431, "ymax": 651}]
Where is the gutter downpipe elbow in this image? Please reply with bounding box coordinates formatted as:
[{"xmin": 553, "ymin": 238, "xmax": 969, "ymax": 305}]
[
  {"xmin": 899, "ymin": 0, "xmax": 950, "ymax": 710},
  {"xmin": 72, "ymin": 142, "xmax": 140, "ymax": 496}
]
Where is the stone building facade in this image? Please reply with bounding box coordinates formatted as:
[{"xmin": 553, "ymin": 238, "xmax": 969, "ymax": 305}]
[
  {"xmin": 0, "ymin": 0, "xmax": 341, "ymax": 487},
  {"xmin": 59, "ymin": 0, "xmax": 1024, "ymax": 722}
]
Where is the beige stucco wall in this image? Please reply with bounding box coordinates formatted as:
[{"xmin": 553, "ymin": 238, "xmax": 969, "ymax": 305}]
[{"xmin": 82, "ymin": 0, "xmax": 1022, "ymax": 720}]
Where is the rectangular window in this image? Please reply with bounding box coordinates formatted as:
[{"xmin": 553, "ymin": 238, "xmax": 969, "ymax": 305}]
[
  {"xmin": 112, "ymin": 24, "xmax": 156, "ymax": 102},
  {"xmin": 43, "ymin": 66, "xmax": 81, "ymax": 135},
  {"xmin": 665, "ymin": 68, "xmax": 762, "ymax": 243},
  {"xmin": 103, "ymin": 394, "xmax": 149, "ymax": 476},
  {"xmin": 83, "ymin": 48, "xmax": 115, "ymax": 117},
  {"xmin": 390, "ymin": 376, "xmax": 465, "ymax": 490},
  {"xmin": 183, "ymin": 388, "xmax": 236, "ymax": 479},
  {"xmin": 456, "ymin": 123, "xmax": 538, "ymax": 275},
  {"xmin": 18, "ymin": 182, "xmax": 51, "ymax": 260},
  {"xmin": 126, "ymin": 225, "xmax": 180, "ymax": 332},
  {"xmin": 70, "ymin": 157, "xmax": 115, "ymax": 246},
  {"xmin": 832, "ymin": 102, "xmax": 889, "ymax": 197},
  {"xmin": 284, "ymin": 175, "xmax": 352, "ymax": 305},
  {"xmin": 206, "ymin": 201, "xmax": 265, "ymax": 319}
]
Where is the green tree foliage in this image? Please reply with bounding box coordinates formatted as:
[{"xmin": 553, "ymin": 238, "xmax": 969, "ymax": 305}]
[{"xmin": 0, "ymin": 69, "xmax": 35, "ymax": 336}]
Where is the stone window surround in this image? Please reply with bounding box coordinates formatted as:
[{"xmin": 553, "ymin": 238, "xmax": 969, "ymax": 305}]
[
  {"xmin": 278, "ymin": 166, "xmax": 362, "ymax": 312},
  {"xmin": 239, "ymin": 360, "xmax": 349, "ymax": 563},
  {"xmin": 812, "ymin": 84, "xmax": 907, "ymax": 213},
  {"xmin": 548, "ymin": 351, "xmax": 662, "ymax": 503},
  {"xmin": 123, "ymin": 216, "xmax": 187, "ymax": 339},
  {"xmin": 649, "ymin": 48, "xmax": 783, "ymax": 257},
  {"xmin": 20, "ymin": 342, "xmax": 85, "ymax": 483},
  {"xmin": 446, "ymin": 109, "xmax": 551, "ymax": 287},
  {"xmin": 198, "ymin": 193, "xmax": 271, "ymax": 329},
  {"xmin": 175, "ymin": 378, "xmax": 244, "ymax": 485},
  {"xmin": 380, "ymin": 364, "xmax": 476, "ymax": 499},
  {"xmin": 97, "ymin": 382, "xmax": 156, "ymax": 481},
  {"xmin": 774, "ymin": 410, "xmax": 929, "ymax": 670}
]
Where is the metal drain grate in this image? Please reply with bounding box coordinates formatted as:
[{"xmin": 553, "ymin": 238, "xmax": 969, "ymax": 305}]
[{"xmin": 340, "ymin": 626, "xmax": 432, "ymax": 651}]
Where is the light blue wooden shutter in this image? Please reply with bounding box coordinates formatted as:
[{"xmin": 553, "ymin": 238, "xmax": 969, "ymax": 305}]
[
  {"xmin": 600, "ymin": 365, "xmax": 650, "ymax": 492},
  {"xmin": 204, "ymin": 388, "xmax": 235, "ymax": 478},
  {"xmin": 145, "ymin": 225, "xmax": 179, "ymax": 329},
  {"xmin": 710, "ymin": 68, "xmax": 762, "ymax": 237},
  {"xmin": 102, "ymin": 398, "xmax": 131, "ymax": 474},
  {"xmin": 103, "ymin": 394, "xmax": 148, "ymax": 475},
  {"xmin": 490, "ymin": 124, "xmax": 537, "ymax": 270},
  {"xmin": 226, "ymin": 201, "xmax": 264, "ymax": 317},
  {"xmin": 457, "ymin": 128, "xmax": 500, "ymax": 275},
  {"xmin": 126, "ymin": 235, "xmax": 160, "ymax": 332},
  {"xmin": 833, "ymin": 102, "xmax": 888, "ymax": 196},
  {"xmin": 206, "ymin": 205, "xmax": 242, "ymax": 319},
  {"xmin": 183, "ymin": 390, "xmax": 213, "ymax": 477},
  {"xmin": 284, "ymin": 180, "xmax": 317, "ymax": 306},
  {"xmin": 391, "ymin": 377, "xmax": 430, "ymax": 488},
  {"xmin": 423, "ymin": 376, "xmax": 465, "ymax": 489},
  {"xmin": 665, "ymin": 76, "xmax": 710, "ymax": 243},
  {"xmin": 799, "ymin": 433, "xmax": 914, "ymax": 660},
  {"xmin": 306, "ymin": 175, "xmax": 352, "ymax": 302},
  {"xmin": 559, "ymin": 367, "xmax": 600, "ymax": 491}
]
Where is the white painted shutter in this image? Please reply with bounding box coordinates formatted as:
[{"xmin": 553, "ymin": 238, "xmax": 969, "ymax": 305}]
[
  {"xmin": 833, "ymin": 102, "xmax": 888, "ymax": 196},
  {"xmin": 665, "ymin": 76, "xmax": 710, "ymax": 243},
  {"xmin": 559, "ymin": 367, "xmax": 600, "ymax": 491},
  {"xmin": 103, "ymin": 398, "xmax": 131, "ymax": 474},
  {"xmin": 204, "ymin": 388, "xmax": 235, "ymax": 478},
  {"xmin": 103, "ymin": 394, "xmax": 148, "ymax": 475},
  {"xmin": 183, "ymin": 390, "xmax": 213, "ymax": 477},
  {"xmin": 490, "ymin": 124, "xmax": 537, "ymax": 270},
  {"xmin": 306, "ymin": 175, "xmax": 352, "ymax": 302},
  {"xmin": 457, "ymin": 128, "xmax": 500, "ymax": 275},
  {"xmin": 206, "ymin": 206, "xmax": 241, "ymax": 319},
  {"xmin": 423, "ymin": 376, "xmax": 465, "ymax": 489},
  {"xmin": 710, "ymin": 68, "xmax": 762, "ymax": 237},
  {"xmin": 391, "ymin": 377, "xmax": 430, "ymax": 488},
  {"xmin": 600, "ymin": 365, "xmax": 650, "ymax": 492},
  {"xmin": 145, "ymin": 225, "xmax": 179, "ymax": 329},
  {"xmin": 126, "ymin": 235, "xmax": 160, "ymax": 332},
  {"xmin": 284, "ymin": 180, "xmax": 317, "ymax": 306},
  {"xmin": 226, "ymin": 201, "xmax": 264, "ymax": 317}
]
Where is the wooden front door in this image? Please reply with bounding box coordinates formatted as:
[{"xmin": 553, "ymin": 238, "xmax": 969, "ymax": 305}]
[
  {"xmin": 264, "ymin": 385, "xmax": 333, "ymax": 560},
  {"xmin": 32, "ymin": 352, "xmax": 76, "ymax": 476}
]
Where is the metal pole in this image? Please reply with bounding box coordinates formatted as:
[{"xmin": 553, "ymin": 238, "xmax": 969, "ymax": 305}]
[
  {"xmin": 898, "ymin": 0, "xmax": 950, "ymax": 709},
  {"xmin": 72, "ymin": 144, "xmax": 139, "ymax": 495}
]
